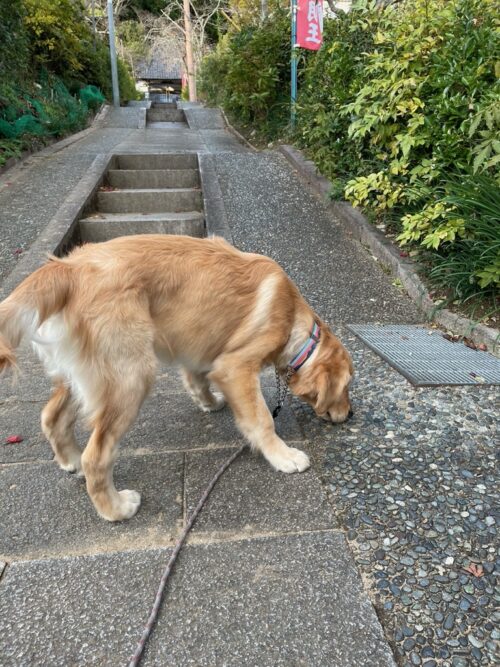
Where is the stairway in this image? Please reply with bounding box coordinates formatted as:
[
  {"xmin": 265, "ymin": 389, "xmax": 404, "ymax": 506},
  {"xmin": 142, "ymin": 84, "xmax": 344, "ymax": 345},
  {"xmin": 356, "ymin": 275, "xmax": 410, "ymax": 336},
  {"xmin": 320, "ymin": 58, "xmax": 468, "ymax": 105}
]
[
  {"xmin": 146, "ymin": 102, "xmax": 186, "ymax": 126},
  {"xmin": 79, "ymin": 153, "xmax": 204, "ymax": 243}
]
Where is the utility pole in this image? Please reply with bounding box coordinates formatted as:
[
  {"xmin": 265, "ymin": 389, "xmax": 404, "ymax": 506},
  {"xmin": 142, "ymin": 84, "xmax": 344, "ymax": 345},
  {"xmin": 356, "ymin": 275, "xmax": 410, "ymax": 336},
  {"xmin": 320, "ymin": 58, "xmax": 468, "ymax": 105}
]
[
  {"xmin": 107, "ymin": 0, "xmax": 120, "ymax": 107},
  {"xmin": 91, "ymin": 0, "xmax": 96, "ymax": 50},
  {"xmin": 290, "ymin": 0, "xmax": 297, "ymax": 128},
  {"xmin": 183, "ymin": 0, "xmax": 197, "ymax": 102},
  {"xmin": 261, "ymin": 0, "xmax": 268, "ymax": 21}
]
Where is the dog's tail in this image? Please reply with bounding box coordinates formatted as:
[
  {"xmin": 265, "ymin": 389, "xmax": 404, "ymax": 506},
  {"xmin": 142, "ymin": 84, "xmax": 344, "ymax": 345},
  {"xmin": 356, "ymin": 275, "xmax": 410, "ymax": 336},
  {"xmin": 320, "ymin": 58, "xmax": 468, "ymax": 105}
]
[{"xmin": 0, "ymin": 258, "xmax": 73, "ymax": 373}]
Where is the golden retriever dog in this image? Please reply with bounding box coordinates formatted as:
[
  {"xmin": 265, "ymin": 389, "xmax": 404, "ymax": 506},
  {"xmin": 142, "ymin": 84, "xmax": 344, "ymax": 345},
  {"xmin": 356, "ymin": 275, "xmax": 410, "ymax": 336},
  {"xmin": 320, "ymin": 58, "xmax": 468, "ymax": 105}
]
[{"xmin": 0, "ymin": 235, "xmax": 353, "ymax": 521}]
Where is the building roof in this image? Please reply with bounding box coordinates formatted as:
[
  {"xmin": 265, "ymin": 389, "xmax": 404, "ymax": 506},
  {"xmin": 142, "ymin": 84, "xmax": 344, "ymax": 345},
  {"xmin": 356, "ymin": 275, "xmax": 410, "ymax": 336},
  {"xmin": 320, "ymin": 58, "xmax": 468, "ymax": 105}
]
[{"xmin": 136, "ymin": 54, "xmax": 182, "ymax": 81}]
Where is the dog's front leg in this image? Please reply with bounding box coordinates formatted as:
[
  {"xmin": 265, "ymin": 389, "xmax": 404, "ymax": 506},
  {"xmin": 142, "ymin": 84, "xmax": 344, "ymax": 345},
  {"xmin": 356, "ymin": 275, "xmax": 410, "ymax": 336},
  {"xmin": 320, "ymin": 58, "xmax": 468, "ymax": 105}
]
[{"xmin": 209, "ymin": 361, "xmax": 310, "ymax": 473}]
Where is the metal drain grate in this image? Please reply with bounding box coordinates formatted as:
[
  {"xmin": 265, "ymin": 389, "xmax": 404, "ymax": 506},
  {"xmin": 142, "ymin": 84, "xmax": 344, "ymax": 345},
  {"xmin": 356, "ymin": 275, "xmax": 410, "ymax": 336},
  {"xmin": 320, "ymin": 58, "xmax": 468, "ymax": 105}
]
[{"xmin": 348, "ymin": 324, "xmax": 500, "ymax": 386}]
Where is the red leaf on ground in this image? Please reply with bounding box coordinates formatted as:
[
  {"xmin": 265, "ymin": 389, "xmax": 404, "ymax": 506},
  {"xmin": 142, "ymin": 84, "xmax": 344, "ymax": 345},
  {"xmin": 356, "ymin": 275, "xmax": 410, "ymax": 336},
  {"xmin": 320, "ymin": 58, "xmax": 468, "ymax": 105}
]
[
  {"xmin": 399, "ymin": 251, "xmax": 409, "ymax": 257},
  {"xmin": 13, "ymin": 248, "xmax": 23, "ymax": 256},
  {"xmin": 464, "ymin": 563, "xmax": 484, "ymax": 577},
  {"xmin": 5, "ymin": 435, "xmax": 23, "ymax": 444}
]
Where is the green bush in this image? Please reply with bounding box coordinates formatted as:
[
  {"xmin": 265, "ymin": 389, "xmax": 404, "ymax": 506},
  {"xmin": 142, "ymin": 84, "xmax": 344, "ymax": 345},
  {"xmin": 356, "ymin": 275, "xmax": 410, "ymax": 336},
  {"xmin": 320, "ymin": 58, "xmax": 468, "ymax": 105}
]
[
  {"xmin": 199, "ymin": 9, "xmax": 291, "ymax": 138},
  {"xmin": 0, "ymin": 0, "xmax": 138, "ymax": 165},
  {"xmin": 200, "ymin": 0, "xmax": 498, "ymax": 306},
  {"xmin": 0, "ymin": 73, "xmax": 105, "ymax": 143},
  {"xmin": 335, "ymin": 0, "xmax": 499, "ymax": 220},
  {"xmin": 0, "ymin": 0, "xmax": 29, "ymax": 80},
  {"xmin": 296, "ymin": 7, "xmax": 376, "ymax": 182},
  {"xmin": 427, "ymin": 175, "xmax": 500, "ymax": 302}
]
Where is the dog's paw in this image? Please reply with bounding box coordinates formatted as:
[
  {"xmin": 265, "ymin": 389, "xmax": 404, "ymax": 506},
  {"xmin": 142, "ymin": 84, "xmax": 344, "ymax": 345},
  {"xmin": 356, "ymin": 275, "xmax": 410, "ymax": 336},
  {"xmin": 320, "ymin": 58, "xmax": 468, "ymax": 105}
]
[
  {"xmin": 268, "ymin": 447, "xmax": 310, "ymax": 474},
  {"xmin": 118, "ymin": 489, "xmax": 141, "ymax": 519},
  {"xmin": 58, "ymin": 451, "xmax": 82, "ymax": 475},
  {"xmin": 200, "ymin": 393, "xmax": 226, "ymax": 413},
  {"xmin": 100, "ymin": 489, "xmax": 141, "ymax": 522}
]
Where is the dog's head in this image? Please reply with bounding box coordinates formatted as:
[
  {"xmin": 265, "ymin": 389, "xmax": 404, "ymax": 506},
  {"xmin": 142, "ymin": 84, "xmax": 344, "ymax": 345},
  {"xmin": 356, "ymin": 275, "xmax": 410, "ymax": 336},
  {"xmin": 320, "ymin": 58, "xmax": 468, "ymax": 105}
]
[{"xmin": 289, "ymin": 326, "xmax": 353, "ymax": 423}]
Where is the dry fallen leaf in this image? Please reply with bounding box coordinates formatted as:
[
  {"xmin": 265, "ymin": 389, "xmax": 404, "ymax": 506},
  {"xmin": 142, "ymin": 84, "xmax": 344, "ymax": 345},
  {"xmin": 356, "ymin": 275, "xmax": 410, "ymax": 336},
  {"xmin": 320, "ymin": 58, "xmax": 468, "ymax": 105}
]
[
  {"xmin": 463, "ymin": 338, "xmax": 477, "ymax": 350},
  {"xmin": 464, "ymin": 563, "xmax": 484, "ymax": 578}
]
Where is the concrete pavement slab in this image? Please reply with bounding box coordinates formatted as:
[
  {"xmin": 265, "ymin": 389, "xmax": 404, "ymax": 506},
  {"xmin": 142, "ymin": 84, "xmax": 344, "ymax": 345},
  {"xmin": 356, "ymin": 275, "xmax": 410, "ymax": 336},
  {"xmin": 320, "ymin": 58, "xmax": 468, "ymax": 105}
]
[
  {"xmin": 185, "ymin": 446, "xmax": 335, "ymax": 534},
  {"xmin": 0, "ymin": 129, "xmax": 132, "ymax": 288},
  {"xmin": 0, "ymin": 346, "xmax": 50, "ymax": 402},
  {"xmin": 0, "ymin": 533, "xmax": 396, "ymax": 667},
  {"xmin": 0, "ymin": 453, "xmax": 183, "ymax": 559},
  {"xmin": 120, "ymin": 386, "xmax": 303, "ymax": 455},
  {"xmin": 184, "ymin": 107, "xmax": 226, "ymax": 130},
  {"xmin": 114, "ymin": 130, "xmax": 206, "ymax": 154},
  {"xmin": 0, "ymin": 400, "xmax": 51, "ymax": 464},
  {"xmin": 200, "ymin": 129, "xmax": 246, "ymax": 152}
]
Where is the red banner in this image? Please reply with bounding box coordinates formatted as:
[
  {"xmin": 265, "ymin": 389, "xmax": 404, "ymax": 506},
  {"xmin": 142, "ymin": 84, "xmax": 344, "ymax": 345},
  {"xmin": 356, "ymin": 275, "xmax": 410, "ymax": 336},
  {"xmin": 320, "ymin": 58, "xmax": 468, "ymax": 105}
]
[{"xmin": 296, "ymin": 0, "xmax": 323, "ymax": 51}]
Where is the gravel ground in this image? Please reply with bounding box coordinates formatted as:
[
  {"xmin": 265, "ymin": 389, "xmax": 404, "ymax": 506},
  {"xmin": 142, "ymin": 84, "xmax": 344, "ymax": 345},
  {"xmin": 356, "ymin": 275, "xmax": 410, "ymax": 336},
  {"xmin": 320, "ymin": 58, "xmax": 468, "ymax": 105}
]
[
  {"xmin": 293, "ymin": 331, "xmax": 499, "ymax": 667},
  {"xmin": 216, "ymin": 150, "xmax": 500, "ymax": 667}
]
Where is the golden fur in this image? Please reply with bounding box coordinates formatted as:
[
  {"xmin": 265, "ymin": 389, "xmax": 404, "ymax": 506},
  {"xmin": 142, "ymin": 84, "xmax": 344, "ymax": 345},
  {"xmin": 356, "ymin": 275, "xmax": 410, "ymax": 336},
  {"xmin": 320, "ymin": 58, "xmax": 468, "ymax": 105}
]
[{"xmin": 0, "ymin": 235, "xmax": 353, "ymax": 521}]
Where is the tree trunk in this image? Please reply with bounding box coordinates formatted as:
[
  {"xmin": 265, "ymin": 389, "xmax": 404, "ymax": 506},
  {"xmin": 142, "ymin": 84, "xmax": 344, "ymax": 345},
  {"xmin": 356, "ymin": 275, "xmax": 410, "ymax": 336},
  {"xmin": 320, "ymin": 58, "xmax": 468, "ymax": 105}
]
[{"xmin": 183, "ymin": 0, "xmax": 197, "ymax": 102}]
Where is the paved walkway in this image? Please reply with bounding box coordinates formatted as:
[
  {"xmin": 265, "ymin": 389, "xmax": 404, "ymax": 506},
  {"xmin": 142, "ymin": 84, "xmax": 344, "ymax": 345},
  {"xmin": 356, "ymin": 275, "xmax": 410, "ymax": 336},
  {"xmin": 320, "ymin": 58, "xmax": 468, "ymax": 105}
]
[{"xmin": 0, "ymin": 106, "xmax": 497, "ymax": 667}]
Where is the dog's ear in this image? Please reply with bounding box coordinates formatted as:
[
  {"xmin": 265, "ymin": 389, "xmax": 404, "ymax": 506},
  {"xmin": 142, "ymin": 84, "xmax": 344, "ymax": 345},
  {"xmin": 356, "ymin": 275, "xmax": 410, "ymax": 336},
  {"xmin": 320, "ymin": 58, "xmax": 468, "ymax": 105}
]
[
  {"xmin": 290, "ymin": 364, "xmax": 331, "ymax": 414},
  {"xmin": 289, "ymin": 367, "xmax": 315, "ymax": 401},
  {"xmin": 314, "ymin": 370, "xmax": 331, "ymax": 415}
]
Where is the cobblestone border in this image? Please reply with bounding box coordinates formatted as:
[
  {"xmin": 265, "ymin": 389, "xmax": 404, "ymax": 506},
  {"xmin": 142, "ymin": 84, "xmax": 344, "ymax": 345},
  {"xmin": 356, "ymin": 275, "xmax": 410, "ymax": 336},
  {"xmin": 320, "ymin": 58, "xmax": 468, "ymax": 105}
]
[{"xmin": 279, "ymin": 144, "xmax": 499, "ymax": 356}]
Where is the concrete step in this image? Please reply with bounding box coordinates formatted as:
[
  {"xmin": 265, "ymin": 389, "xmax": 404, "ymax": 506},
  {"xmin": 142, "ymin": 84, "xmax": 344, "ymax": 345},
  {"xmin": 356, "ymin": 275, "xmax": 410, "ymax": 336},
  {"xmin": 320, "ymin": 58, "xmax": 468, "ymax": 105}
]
[
  {"xmin": 97, "ymin": 188, "xmax": 202, "ymax": 214},
  {"xmin": 79, "ymin": 212, "xmax": 205, "ymax": 242},
  {"xmin": 152, "ymin": 102, "xmax": 176, "ymax": 109},
  {"xmin": 107, "ymin": 169, "xmax": 199, "ymax": 189},
  {"xmin": 147, "ymin": 109, "xmax": 185, "ymax": 123},
  {"xmin": 116, "ymin": 154, "xmax": 198, "ymax": 170}
]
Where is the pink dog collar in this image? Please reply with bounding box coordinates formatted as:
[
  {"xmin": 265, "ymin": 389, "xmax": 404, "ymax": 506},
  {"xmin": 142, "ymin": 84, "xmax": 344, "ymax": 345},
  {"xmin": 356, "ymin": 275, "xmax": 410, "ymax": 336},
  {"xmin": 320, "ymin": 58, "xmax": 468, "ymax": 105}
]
[{"xmin": 289, "ymin": 322, "xmax": 321, "ymax": 373}]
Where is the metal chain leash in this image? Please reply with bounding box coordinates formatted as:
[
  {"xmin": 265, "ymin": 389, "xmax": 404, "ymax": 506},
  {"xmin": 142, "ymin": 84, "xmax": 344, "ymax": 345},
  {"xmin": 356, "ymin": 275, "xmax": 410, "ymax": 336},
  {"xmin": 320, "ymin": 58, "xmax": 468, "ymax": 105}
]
[{"xmin": 272, "ymin": 366, "xmax": 294, "ymax": 419}]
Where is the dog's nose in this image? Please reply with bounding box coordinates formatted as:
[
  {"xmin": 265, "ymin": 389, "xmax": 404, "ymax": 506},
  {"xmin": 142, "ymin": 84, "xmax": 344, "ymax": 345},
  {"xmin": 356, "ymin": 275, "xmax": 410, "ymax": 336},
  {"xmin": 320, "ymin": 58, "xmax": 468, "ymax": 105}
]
[{"xmin": 347, "ymin": 409, "xmax": 354, "ymax": 420}]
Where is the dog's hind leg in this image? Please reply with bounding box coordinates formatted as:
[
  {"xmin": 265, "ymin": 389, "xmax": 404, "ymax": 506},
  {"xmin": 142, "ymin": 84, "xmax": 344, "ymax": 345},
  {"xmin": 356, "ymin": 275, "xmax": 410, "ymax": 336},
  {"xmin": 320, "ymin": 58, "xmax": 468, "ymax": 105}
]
[
  {"xmin": 41, "ymin": 380, "xmax": 82, "ymax": 474},
  {"xmin": 80, "ymin": 370, "xmax": 153, "ymax": 522},
  {"xmin": 180, "ymin": 368, "xmax": 225, "ymax": 413},
  {"xmin": 209, "ymin": 359, "xmax": 310, "ymax": 473}
]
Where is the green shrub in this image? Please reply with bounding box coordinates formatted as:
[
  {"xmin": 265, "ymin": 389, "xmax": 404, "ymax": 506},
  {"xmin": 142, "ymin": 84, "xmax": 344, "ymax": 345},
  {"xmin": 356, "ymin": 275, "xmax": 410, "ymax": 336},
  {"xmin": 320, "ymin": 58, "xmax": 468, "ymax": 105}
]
[
  {"xmin": 427, "ymin": 175, "xmax": 500, "ymax": 303},
  {"xmin": 295, "ymin": 5, "xmax": 376, "ymax": 181},
  {"xmin": 199, "ymin": 9, "xmax": 291, "ymax": 138},
  {"xmin": 23, "ymin": 0, "xmax": 93, "ymax": 78},
  {"xmin": 0, "ymin": 0, "xmax": 29, "ymax": 80},
  {"xmin": 0, "ymin": 0, "xmax": 137, "ymax": 164},
  {"xmin": 296, "ymin": 0, "xmax": 498, "ymax": 306},
  {"xmin": 0, "ymin": 73, "xmax": 106, "ymax": 143}
]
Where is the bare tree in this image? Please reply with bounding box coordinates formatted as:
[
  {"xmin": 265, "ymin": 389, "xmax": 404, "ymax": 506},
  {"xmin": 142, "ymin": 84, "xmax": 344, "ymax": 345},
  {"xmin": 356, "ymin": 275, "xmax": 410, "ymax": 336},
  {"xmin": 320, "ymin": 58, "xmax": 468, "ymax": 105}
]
[
  {"xmin": 138, "ymin": 11, "xmax": 185, "ymax": 68},
  {"xmin": 84, "ymin": 0, "xmax": 131, "ymax": 34},
  {"xmin": 161, "ymin": 0, "xmax": 227, "ymax": 96}
]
